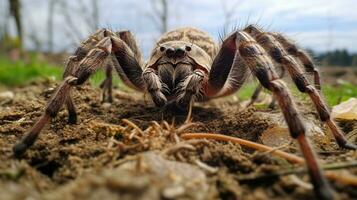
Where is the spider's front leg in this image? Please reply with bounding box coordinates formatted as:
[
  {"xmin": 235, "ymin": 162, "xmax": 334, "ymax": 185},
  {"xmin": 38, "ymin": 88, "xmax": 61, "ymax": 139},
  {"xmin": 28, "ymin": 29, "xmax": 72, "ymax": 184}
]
[
  {"xmin": 100, "ymin": 30, "xmax": 145, "ymax": 103},
  {"xmin": 206, "ymin": 31, "xmax": 335, "ymax": 199},
  {"xmin": 142, "ymin": 68, "xmax": 167, "ymax": 107},
  {"xmin": 175, "ymin": 69, "xmax": 206, "ymax": 109},
  {"xmin": 13, "ymin": 30, "xmax": 146, "ymax": 157},
  {"xmin": 13, "ymin": 37, "xmax": 112, "ymax": 157}
]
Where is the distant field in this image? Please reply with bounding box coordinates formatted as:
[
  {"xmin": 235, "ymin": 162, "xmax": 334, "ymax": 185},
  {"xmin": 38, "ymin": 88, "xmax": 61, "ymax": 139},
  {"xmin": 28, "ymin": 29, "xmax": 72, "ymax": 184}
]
[
  {"xmin": 0, "ymin": 55, "xmax": 122, "ymax": 88},
  {"xmin": 0, "ymin": 56, "xmax": 356, "ymax": 106}
]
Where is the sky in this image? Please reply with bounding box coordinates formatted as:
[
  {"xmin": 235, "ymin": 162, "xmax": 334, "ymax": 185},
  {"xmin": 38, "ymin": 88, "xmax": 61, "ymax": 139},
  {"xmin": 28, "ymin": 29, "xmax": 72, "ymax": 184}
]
[{"xmin": 2, "ymin": 0, "xmax": 357, "ymax": 57}]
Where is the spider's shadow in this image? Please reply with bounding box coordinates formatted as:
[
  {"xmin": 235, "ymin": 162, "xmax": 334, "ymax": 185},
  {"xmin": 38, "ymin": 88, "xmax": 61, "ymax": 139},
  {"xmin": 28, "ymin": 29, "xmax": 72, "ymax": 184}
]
[{"xmin": 117, "ymin": 100, "xmax": 224, "ymax": 126}]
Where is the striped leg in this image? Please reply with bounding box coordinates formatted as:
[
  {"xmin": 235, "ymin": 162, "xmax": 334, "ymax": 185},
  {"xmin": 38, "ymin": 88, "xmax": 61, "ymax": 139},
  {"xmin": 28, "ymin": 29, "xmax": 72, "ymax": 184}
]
[
  {"xmin": 13, "ymin": 30, "xmax": 146, "ymax": 157},
  {"xmin": 235, "ymin": 31, "xmax": 335, "ymax": 200},
  {"xmin": 246, "ymin": 25, "xmax": 356, "ymax": 149},
  {"xmin": 208, "ymin": 29, "xmax": 335, "ymax": 199}
]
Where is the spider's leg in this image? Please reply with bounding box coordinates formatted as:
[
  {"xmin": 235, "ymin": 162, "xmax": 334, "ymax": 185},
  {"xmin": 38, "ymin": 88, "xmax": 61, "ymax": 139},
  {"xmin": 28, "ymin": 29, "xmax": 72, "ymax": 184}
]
[
  {"xmin": 206, "ymin": 33, "xmax": 250, "ymax": 98},
  {"xmin": 142, "ymin": 68, "xmax": 167, "ymax": 107},
  {"xmin": 245, "ymin": 25, "xmax": 321, "ymax": 90},
  {"xmin": 246, "ymin": 67, "xmax": 285, "ymax": 108},
  {"xmin": 176, "ymin": 69, "xmax": 205, "ymax": 109},
  {"xmin": 63, "ymin": 56, "xmax": 80, "ymax": 124},
  {"xmin": 13, "ymin": 30, "xmax": 147, "ymax": 157},
  {"xmin": 99, "ymin": 63, "xmax": 113, "ymax": 103},
  {"xmin": 246, "ymin": 84, "xmax": 263, "ymax": 107},
  {"xmin": 208, "ymin": 30, "xmax": 334, "ymax": 198},
  {"xmin": 247, "ymin": 25, "xmax": 356, "ymax": 150},
  {"xmin": 116, "ymin": 30, "xmax": 144, "ymax": 66},
  {"xmin": 235, "ymin": 31, "xmax": 335, "ymax": 200},
  {"xmin": 13, "ymin": 37, "xmax": 113, "ymax": 158},
  {"xmin": 110, "ymin": 32, "xmax": 146, "ymax": 92},
  {"xmin": 111, "ymin": 31, "xmax": 168, "ymax": 107},
  {"xmin": 100, "ymin": 30, "xmax": 145, "ymax": 102},
  {"xmin": 62, "ymin": 29, "xmax": 115, "ymax": 122},
  {"xmin": 272, "ymin": 32, "xmax": 321, "ymax": 90}
]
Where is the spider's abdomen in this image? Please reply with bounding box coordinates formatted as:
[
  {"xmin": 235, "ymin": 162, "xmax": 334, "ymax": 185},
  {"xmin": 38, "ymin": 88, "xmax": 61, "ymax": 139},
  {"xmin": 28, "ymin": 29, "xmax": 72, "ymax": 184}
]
[{"xmin": 157, "ymin": 27, "xmax": 218, "ymax": 59}]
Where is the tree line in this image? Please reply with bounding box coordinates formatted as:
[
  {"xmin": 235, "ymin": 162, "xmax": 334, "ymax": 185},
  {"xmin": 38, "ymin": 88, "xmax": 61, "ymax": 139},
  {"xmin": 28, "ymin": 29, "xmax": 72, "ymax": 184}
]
[{"xmin": 308, "ymin": 49, "xmax": 357, "ymax": 67}]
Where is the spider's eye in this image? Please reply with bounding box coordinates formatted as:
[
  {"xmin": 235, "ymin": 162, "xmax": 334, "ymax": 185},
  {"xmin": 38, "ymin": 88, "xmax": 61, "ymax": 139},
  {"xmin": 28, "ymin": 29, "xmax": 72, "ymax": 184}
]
[
  {"xmin": 185, "ymin": 46, "xmax": 192, "ymax": 51},
  {"xmin": 160, "ymin": 46, "xmax": 166, "ymax": 52}
]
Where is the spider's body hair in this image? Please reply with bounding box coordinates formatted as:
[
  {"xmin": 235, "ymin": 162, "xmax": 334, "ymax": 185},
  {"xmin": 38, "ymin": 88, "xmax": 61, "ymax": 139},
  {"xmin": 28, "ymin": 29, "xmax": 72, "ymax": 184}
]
[{"xmin": 146, "ymin": 28, "xmax": 218, "ymax": 105}]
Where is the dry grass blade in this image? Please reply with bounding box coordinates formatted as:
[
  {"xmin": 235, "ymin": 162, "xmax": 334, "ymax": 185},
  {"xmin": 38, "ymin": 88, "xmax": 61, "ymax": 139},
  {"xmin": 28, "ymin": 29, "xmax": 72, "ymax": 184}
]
[
  {"xmin": 184, "ymin": 99, "xmax": 193, "ymax": 124},
  {"xmin": 162, "ymin": 142, "xmax": 196, "ymax": 155},
  {"xmin": 176, "ymin": 123, "xmax": 199, "ymax": 135},
  {"xmin": 122, "ymin": 119, "xmax": 144, "ymax": 135},
  {"xmin": 194, "ymin": 159, "xmax": 219, "ymax": 174}
]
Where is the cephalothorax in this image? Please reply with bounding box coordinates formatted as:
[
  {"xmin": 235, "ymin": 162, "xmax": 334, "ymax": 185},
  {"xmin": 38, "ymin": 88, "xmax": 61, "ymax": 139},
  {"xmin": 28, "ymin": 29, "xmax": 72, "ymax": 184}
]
[{"xmin": 13, "ymin": 26, "xmax": 356, "ymax": 200}]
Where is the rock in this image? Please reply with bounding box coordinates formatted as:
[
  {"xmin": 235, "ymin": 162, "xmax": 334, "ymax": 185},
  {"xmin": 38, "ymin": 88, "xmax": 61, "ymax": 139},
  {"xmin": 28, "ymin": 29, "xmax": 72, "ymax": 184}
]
[
  {"xmin": 331, "ymin": 98, "xmax": 357, "ymax": 121},
  {"xmin": 0, "ymin": 91, "xmax": 14, "ymax": 105},
  {"xmin": 260, "ymin": 126, "xmax": 291, "ymax": 147},
  {"xmin": 119, "ymin": 151, "xmax": 209, "ymax": 200},
  {"xmin": 258, "ymin": 111, "xmax": 324, "ymax": 147},
  {"xmin": 45, "ymin": 152, "xmax": 209, "ymax": 200}
]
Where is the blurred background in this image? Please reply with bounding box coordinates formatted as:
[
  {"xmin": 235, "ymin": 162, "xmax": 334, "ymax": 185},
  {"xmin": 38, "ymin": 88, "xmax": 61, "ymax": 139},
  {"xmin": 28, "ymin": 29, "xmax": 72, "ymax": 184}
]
[{"xmin": 0, "ymin": 0, "xmax": 356, "ymax": 105}]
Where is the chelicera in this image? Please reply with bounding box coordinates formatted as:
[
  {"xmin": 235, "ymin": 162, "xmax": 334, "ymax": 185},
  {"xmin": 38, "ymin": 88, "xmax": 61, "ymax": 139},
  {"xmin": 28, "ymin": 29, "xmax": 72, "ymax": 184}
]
[{"xmin": 13, "ymin": 26, "xmax": 356, "ymax": 200}]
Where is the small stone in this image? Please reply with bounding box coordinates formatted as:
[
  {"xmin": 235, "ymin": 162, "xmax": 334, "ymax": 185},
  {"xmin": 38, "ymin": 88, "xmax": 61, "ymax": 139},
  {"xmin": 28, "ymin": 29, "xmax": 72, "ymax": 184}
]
[
  {"xmin": 0, "ymin": 91, "xmax": 14, "ymax": 101},
  {"xmin": 331, "ymin": 98, "xmax": 357, "ymax": 120},
  {"xmin": 101, "ymin": 102, "xmax": 111, "ymax": 109}
]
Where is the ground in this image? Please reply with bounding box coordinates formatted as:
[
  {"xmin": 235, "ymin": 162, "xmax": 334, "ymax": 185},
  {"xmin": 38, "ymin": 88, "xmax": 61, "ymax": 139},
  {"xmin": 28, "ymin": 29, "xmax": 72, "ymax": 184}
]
[{"xmin": 0, "ymin": 78, "xmax": 356, "ymax": 200}]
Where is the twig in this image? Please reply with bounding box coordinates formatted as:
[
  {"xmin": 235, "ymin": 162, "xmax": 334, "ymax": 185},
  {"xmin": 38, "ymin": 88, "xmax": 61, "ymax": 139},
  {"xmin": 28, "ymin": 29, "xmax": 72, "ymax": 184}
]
[
  {"xmin": 236, "ymin": 161, "xmax": 357, "ymax": 183},
  {"xmin": 181, "ymin": 133, "xmax": 304, "ymax": 164},
  {"xmin": 323, "ymin": 161, "xmax": 357, "ymax": 171}
]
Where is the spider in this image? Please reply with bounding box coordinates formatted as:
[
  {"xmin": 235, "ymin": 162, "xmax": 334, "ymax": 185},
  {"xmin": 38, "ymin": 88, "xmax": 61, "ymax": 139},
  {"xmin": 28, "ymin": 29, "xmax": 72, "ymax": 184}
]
[{"xmin": 13, "ymin": 26, "xmax": 356, "ymax": 200}]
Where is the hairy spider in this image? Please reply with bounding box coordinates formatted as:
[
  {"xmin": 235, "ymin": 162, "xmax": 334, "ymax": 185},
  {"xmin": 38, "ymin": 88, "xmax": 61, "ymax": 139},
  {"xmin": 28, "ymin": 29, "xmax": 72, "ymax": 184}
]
[{"xmin": 13, "ymin": 26, "xmax": 356, "ymax": 199}]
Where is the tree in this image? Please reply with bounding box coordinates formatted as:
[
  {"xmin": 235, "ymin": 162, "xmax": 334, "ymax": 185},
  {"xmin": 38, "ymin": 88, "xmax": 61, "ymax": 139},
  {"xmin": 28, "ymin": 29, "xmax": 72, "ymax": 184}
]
[
  {"xmin": 8, "ymin": 0, "xmax": 22, "ymax": 49},
  {"xmin": 351, "ymin": 55, "xmax": 357, "ymax": 67},
  {"xmin": 149, "ymin": 0, "xmax": 169, "ymax": 34},
  {"xmin": 47, "ymin": 0, "xmax": 57, "ymax": 53},
  {"xmin": 317, "ymin": 49, "xmax": 354, "ymax": 67},
  {"xmin": 57, "ymin": 0, "xmax": 101, "ymax": 48}
]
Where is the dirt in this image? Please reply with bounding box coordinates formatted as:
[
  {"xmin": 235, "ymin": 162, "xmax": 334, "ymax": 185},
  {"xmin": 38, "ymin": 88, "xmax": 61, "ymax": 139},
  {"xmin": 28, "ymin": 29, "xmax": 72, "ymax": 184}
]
[{"xmin": 0, "ymin": 80, "xmax": 356, "ymax": 200}]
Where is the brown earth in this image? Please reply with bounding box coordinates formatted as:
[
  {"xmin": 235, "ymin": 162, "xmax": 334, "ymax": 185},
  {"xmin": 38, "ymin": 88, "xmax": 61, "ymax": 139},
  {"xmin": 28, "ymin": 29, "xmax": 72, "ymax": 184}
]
[{"xmin": 0, "ymin": 80, "xmax": 356, "ymax": 200}]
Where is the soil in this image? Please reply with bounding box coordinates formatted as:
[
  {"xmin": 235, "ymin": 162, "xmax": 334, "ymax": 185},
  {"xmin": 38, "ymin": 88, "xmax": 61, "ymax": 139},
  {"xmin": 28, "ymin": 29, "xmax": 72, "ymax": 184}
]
[{"xmin": 0, "ymin": 79, "xmax": 356, "ymax": 200}]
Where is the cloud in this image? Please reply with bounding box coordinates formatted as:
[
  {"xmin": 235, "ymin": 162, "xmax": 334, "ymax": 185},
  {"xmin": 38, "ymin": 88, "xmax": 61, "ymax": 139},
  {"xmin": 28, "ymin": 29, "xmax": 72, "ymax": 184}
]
[{"xmin": 14, "ymin": 0, "xmax": 357, "ymax": 54}]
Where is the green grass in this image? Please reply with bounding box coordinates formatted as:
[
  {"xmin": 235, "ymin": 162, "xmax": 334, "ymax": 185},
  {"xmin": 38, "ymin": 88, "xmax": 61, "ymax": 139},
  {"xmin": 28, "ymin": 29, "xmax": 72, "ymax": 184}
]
[
  {"xmin": 236, "ymin": 81, "xmax": 260, "ymax": 101},
  {"xmin": 238, "ymin": 81, "xmax": 357, "ymax": 107},
  {"xmin": 0, "ymin": 56, "xmax": 123, "ymax": 88},
  {"xmin": 0, "ymin": 56, "xmax": 62, "ymax": 86},
  {"xmin": 322, "ymin": 83, "xmax": 357, "ymax": 106},
  {"xmin": 0, "ymin": 56, "xmax": 355, "ymax": 106}
]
